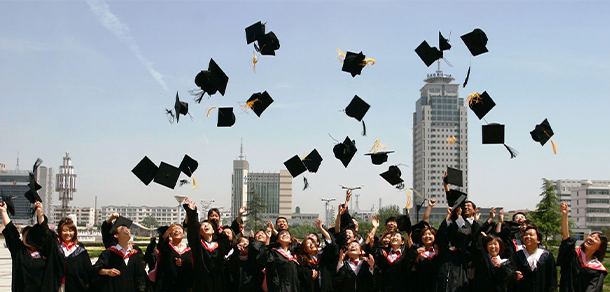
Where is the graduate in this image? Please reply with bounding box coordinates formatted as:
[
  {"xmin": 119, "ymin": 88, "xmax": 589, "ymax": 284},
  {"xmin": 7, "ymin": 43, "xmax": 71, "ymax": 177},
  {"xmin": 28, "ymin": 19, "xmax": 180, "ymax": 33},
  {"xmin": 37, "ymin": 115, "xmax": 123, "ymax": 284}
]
[
  {"xmin": 39, "ymin": 214, "xmax": 94, "ymax": 292},
  {"xmin": 183, "ymin": 197, "xmax": 232, "ymax": 292},
  {"xmin": 297, "ymin": 218, "xmax": 337, "ymax": 292},
  {"xmin": 334, "ymin": 239, "xmax": 376, "ymax": 292},
  {"xmin": 257, "ymin": 229, "xmax": 300, "ymax": 292},
  {"xmin": 372, "ymin": 231, "xmax": 414, "ymax": 292},
  {"xmin": 92, "ymin": 215, "xmax": 147, "ymax": 292},
  {"xmin": 226, "ymin": 234, "xmax": 265, "ymax": 292},
  {"xmin": 557, "ymin": 202, "xmax": 607, "ymax": 292},
  {"xmin": 153, "ymin": 224, "xmax": 193, "ymax": 292},
  {"xmin": 433, "ymin": 206, "xmax": 471, "ymax": 292},
  {"xmin": 496, "ymin": 209, "xmax": 532, "ymax": 258},
  {"xmin": 1, "ymin": 200, "xmax": 47, "ymax": 292},
  {"xmin": 411, "ymin": 225, "xmax": 440, "ymax": 292},
  {"xmin": 510, "ymin": 225, "xmax": 557, "ymax": 292}
]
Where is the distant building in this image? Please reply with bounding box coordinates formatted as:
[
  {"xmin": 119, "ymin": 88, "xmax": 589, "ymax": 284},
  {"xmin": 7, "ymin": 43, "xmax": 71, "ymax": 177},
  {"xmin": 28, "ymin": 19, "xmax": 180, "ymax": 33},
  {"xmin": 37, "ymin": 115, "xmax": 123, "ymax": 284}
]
[
  {"xmin": 36, "ymin": 166, "xmax": 54, "ymax": 217},
  {"xmin": 549, "ymin": 179, "xmax": 610, "ymax": 207},
  {"xmin": 51, "ymin": 205, "xmax": 95, "ymax": 227},
  {"xmin": 99, "ymin": 205, "xmax": 180, "ymax": 227},
  {"xmin": 0, "ymin": 169, "xmax": 34, "ymax": 225},
  {"xmin": 291, "ymin": 207, "xmax": 319, "ymax": 226},
  {"xmin": 570, "ymin": 181, "xmax": 610, "ymax": 231}
]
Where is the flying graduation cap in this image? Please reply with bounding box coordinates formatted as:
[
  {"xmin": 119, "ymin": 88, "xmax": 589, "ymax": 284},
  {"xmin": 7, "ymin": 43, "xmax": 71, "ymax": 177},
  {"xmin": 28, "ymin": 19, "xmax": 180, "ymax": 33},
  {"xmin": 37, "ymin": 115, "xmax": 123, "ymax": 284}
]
[
  {"xmin": 467, "ymin": 91, "xmax": 496, "ymax": 120},
  {"xmin": 284, "ymin": 149, "xmax": 323, "ymax": 190},
  {"xmin": 530, "ymin": 118, "xmax": 557, "ymax": 154},
  {"xmin": 154, "ymin": 162, "xmax": 181, "ymax": 189},
  {"xmin": 1, "ymin": 189, "xmax": 15, "ymax": 216},
  {"xmin": 24, "ymin": 158, "xmax": 43, "ymax": 203},
  {"xmin": 482, "ymin": 123, "xmax": 519, "ymax": 158},
  {"xmin": 179, "ymin": 154, "xmax": 199, "ymax": 189},
  {"xmin": 168, "ymin": 92, "xmax": 192, "ymax": 124},
  {"xmin": 380, "ymin": 165, "xmax": 404, "ymax": 189},
  {"xmin": 446, "ymin": 189, "xmax": 468, "ymax": 210},
  {"xmin": 337, "ymin": 49, "xmax": 375, "ymax": 77},
  {"xmin": 193, "ymin": 59, "xmax": 229, "ymax": 102},
  {"xmin": 444, "ymin": 167, "xmax": 463, "ymax": 187},
  {"xmin": 242, "ymin": 91, "xmax": 274, "ymax": 117},
  {"xmin": 365, "ymin": 139, "xmax": 394, "ymax": 165},
  {"xmin": 132, "ymin": 156, "xmax": 158, "ymax": 186},
  {"xmin": 344, "ymin": 95, "xmax": 370, "ymax": 136},
  {"xmin": 333, "ymin": 136, "xmax": 358, "ymax": 168},
  {"xmin": 415, "ymin": 32, "xmax": 452, "ymax": 67},
  {"xmin": 461, "ymin": 28, "xmax": 489, "ymax": 87},
  {"xmin": 245, "ymin": 21, "xmax": 280, "ymax": 56},
  {"xmin": 206, "ymin": 107, "xmax": 236, "ymax": 127}
]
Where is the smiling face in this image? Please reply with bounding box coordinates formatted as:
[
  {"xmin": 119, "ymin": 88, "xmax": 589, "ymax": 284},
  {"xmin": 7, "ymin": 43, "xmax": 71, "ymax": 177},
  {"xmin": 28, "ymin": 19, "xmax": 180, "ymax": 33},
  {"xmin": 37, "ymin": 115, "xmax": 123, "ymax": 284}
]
[
  {"xmin": 346, "ymin": 241, "xmax": 362, "ymax": 258},
  {"xmin": 223, "ymin": 228, "xmax": 234, "ymax": 241},
  {"xmin": 345, "ymin": 229, "xmax": 355, "ymax": 241},
  {"xmin": 276, "ymin": 218, "xmax": 289, "ymax": 230},
  {"xmin": 60, "ymin": 225, "xmax": 76, "ymax": 243},
  {"xmin": 522, "ymin": 228, "xmax": 540, "ymax": 250},
  {"xmin": 421, "ymin": 229, "xmax": 435, "ymax": 247},
  {"xmin": 463, "ymin": 202, "xmax": 475, "ymax": 217},
  {"xmin": 389, "ymin": 233, "xmax": 404, "ymax": 249},
  {"xmin": 381, "ymin": 233, "xmax": 392, "ymax": 247},
  {"xmin": 169, "ymin": 225, "xmax": 184, "ymax": 240},
  {"xmin": 583, "ymin": 233, "xmax": 602, "ymax": 252},
  {"xmin": 208, "ymin": 212, "xmax": 220, "ymax": 225},
  {"xmin": 254, "ymin": 230, "xmax": 267, "ymax": 243},
  {"xmin": 237, "ymin": 237, "xmax": 249, "ymax": 250},
  {"xmin": 513, "ymin": 213, "xmax": 526, "ymax": 224},
  {"xmin": 200, "ymin": 222, "xmax": 214, "ymax": 236},
  {"xmin": 307, "ymin": 233, "xmax": 320, "ymax": 246},
  {"xmin": 486, "ymin": 239, "xmax": 501, "ymax": 257},
  {"xmin": 303, "ymin": 238, "xmax": 318, "ymax": 255},
  {"xmin": 385, "ymin": 220, "xmax": 397, "ymax": 232},
  {"xmin": 277, "ymin": 230, "xmax": 292, "ymax": 246}
]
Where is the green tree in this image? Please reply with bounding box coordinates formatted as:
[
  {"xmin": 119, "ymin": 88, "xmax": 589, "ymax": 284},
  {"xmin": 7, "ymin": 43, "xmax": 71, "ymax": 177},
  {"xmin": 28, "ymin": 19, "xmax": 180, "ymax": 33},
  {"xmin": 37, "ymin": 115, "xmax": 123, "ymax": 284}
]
[
  {"xmin": 245, "ymin": 188, "xmax": 267, "ymax": 230},
  {"xmin": 529, "ymin": 178, "xmax": 562, "ymax": 243},
  {"xmin": 375, "ymin": 205, "xmax": 401, "ymax": 231},
  {"xmin": 290, "ymin": 222, "xmax": 318, "ymax": 239},
  {"xmin": 141, "ymin": 216, "xmax": 158, "ymax": 229},
  {"xmin": 357, "ymin": 221, "xmax": 373, "ymax": 238}
]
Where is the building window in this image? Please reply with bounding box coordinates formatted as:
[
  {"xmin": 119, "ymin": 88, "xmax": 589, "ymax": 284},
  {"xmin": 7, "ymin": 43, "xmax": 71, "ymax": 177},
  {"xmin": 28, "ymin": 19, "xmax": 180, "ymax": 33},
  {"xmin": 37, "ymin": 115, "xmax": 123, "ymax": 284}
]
[
  {"xmin": 587, "ymin": 199, "xmax": 610, "ymax": 204},
  {"xmin": 587, "ymin": 189, "xmax": 610, "ymax": 195}
]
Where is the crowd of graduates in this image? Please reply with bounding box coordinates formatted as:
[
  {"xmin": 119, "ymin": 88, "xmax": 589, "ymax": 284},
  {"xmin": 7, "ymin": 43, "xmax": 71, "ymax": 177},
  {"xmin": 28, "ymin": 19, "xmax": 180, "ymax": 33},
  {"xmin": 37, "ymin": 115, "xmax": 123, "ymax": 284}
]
[{"xmin": 1, "ymin": 176, "xmax": 608, "ymax": 292}]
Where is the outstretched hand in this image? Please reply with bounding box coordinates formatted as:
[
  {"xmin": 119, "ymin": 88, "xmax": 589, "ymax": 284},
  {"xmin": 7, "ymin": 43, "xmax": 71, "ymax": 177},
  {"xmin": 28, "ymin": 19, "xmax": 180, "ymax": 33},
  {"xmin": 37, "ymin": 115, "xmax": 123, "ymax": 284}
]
[
  {"xmin": 0, "ymin": 202, "xmax": 6, "ymax": 213},
  {"xmin": 371, "ymin": 216, "xmax": 379, "ymax": 228},
  {"xmin": 239, "ymin": 206, "xmax": 247, "ymax": 215},
  {"xmin": 428, "ymin": 199, "xmax": 436, "ymax": 208},
  {"xmin": 560, "ymin": 202, "xmax": 568, "ymax": 215}
]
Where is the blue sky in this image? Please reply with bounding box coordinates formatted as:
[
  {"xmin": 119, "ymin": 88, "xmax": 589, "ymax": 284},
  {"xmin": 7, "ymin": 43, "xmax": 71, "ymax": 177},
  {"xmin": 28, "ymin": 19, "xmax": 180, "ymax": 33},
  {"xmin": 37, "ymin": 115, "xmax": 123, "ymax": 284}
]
[{"xmin": 1, "ymin": 0, "xmax": 609, "ymax": 218}]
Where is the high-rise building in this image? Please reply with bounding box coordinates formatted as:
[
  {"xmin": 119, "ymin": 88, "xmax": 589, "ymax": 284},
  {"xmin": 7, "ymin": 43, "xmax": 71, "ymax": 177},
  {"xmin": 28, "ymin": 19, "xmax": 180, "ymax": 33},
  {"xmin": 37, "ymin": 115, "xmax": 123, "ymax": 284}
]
[
  {"xmin": 569, "ymin": 181, "xmax": 610, "ymax": 231},
  {"xmin": 231, "ymin": 142, "xmax": 293, "ymax": 221},
  {"xmin": 549, "ymin": 179, "xmax": 610, "ymax": 208},
  {"xmin": 411, "ymin": 65, "xmax": 468, "ymax": 223},
  {"xmin": 37, "ymin": 166, "xmax": 54, "ymax": 218}
]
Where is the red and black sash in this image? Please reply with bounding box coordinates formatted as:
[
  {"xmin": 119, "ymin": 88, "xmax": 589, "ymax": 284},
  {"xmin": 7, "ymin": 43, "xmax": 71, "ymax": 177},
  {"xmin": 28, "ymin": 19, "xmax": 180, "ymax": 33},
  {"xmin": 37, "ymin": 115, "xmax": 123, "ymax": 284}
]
[
  {"xmin": 170, "ymin": 242, "xmax": 191, "ymax": 255},
  {"xmin": 382, "ymin": 249, "xmax": 402, "ymax": 265},
  {"xmin": 420, "ymin": 246, "xmax": 437, "ymax": 260},
  {"xmin": 108, "ymin": 246, "xmax": 138, "ymax": 259},
  {"xmin": 576, "ymin": 247, "xmax": 608, "ymax": 274},
  {"xmin": 273, "ymin": 248, "xmax": 297, "ymax": 262},
  {"xmin": 200, "ymin": 239, "xmax": 219, "ymax": 252}
]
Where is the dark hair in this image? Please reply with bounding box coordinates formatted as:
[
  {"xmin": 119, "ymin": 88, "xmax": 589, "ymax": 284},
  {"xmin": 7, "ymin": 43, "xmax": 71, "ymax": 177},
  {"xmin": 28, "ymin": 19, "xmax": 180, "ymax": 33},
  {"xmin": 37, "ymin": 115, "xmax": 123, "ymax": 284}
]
[
  {"xmin": 464, "ymin": 200, "xmax": 477, "ymax": 210},
  {"xmin": 276, "ymin": 217, "xmax": 288, "ymax": 225},
  {"xmin": 307, "ymin": 232, "xmax": 320, "ymax": 245},
  {"xmin": 512, "ymin": 212, "xmax": 526, "ymax": 221},
  {"xmin": 524, "ymin": 226, "xmax": 543, "ymax": 243},
  {"xmin": 298, "ymin": 238, "xmax": 317, "ymax": 266},
  {"xmin": 420, "ymin": 226, "xmax": 437, "ymax": 242},
  {"xmin": 385, "ymin": 217, "xmax": 398, "ymax": 225},
  {"xmin": 482, "ymin": 235, "xmax": 505, "ymax": 256},
  {"xmin": 57, "ymin": 217, "xmax": 78, "ymax": 244},
  {"xmin": 276, "ymin": 229, "xmax": 292, "ymax": 244},
  {"xmin": 199, "ymin": 220, "xmax": 218, "ymax": 241},
  {"xmin": 208, "ymin": 208, "xmax": 220, "ymax": 218},
  {"xmin": 580, "ymin": 232, "xmax": 608, "ymax": 262}
]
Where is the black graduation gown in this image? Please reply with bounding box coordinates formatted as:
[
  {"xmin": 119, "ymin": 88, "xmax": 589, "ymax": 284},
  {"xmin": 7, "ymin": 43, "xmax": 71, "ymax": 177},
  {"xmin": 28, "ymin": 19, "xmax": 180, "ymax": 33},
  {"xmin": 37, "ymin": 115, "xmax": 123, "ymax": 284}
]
[
  {"xmin": 226, "ymin": 239, "xmax": 265, "ymax": 292},
  {"xmin": 334, "ymin": 259, "xmax": 375, "ymax": 292},
  {"xmin": 92, "ymin": 245, "xmax": 147, "ymax": 292},
  {"xmin": 318, "ymin": 238, "xmax": 339, "ymax": 292},
  {"xmin": 184, "ymin": 206, "xmax": 231, "ymax": 292},
  {"xmin": 297, "ymin": 255, "xmax": 321, "ymax": 292},
  {"xmin": 498, "ymin": 221, "xmax": 522, "ymax": 259},
  {"xmin": 373, "ymin": 245, "xmax": 414, "ymax": 292},
  {"xmin": 2, "ymin": 221, "xmax": 47, "ymax": 292},
  {"xmin": 557, "ymin": 237, "xmax": 607, "ymax": 292},
  {"xmin": 511, "ymin": 248, "xmax": 558, "ymax": 292},
  {"xmin": 40, "ymin": 236, "xmax": 93, "ymax": 292},
  {"xmin": 153, "ymin": 238, "xmax": 193, "ymax": 292},
  {"xmin": 257, "ymin": 246, "xmax": 300, "ymax": 292},
  {"xmin": 433, "ymin": 219, "xmax": 471, "ymax": 292},
  {"xmin": 410, "ymin": 244, "xmax": 440, "ymax": 292},
  {"xmin": 470, "ymin": 222, "xmax": 518, "ymax": 292}
]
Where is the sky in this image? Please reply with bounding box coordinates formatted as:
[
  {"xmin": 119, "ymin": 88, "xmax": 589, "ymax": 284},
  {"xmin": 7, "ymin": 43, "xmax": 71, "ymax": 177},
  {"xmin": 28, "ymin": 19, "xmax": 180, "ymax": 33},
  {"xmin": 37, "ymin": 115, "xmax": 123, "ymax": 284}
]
[{"xmin": 1, "ymin": 0, "xmax": 610, "ymax": 219}]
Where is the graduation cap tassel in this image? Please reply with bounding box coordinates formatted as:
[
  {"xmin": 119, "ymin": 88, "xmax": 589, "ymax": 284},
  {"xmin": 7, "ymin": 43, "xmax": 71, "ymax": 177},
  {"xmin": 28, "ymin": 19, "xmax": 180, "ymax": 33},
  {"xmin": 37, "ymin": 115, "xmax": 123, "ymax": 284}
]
[
  {"xmin": 337, "ymin": 48, "xmax": 346, "ymax": 63},
  {"xmin": 405, "ymin": 189, "xmax": 412, "ymax": 210},
  {"xmin": 551, "ymin": 140, "xmax": 557, "ymax": 155},
  {"xmin": 463, "ymin": 66, "xmax": 471, "ymax": 88},
  {"xmin": 503, "ymin": 144, "xmax": 519, "ymax": 159},
  {"xmin": 192, "ymin": 176, "xmax": 199, "ymax": 190},
  {"xmin": 206, "ymin": 106, "xmax": 218, "ymax": 118},
  {"xmin": 303, "ymin": 177, "xmax": 309, "ymax": 190},
  {"xmin": 361, "ymin": 58, "xmax": 376, "ymax": 67},
  {"xmin": 361, "ymin": 120, "xmax": 366, "ymax": 136},
  {"xmin": 188, "ymin": 89, "xmax": 205, "ymax": 103},
  {"xmin": 165, "ymin": 109, "xmax": 175, "ymax": 124}
]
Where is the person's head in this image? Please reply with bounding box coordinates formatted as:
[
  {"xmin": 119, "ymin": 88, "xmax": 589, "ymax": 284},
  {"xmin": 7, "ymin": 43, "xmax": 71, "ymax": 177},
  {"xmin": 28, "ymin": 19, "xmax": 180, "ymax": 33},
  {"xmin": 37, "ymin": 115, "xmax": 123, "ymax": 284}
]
[
  {"xmin": 237, "ymin": 236, "xmax": 249, "ymax": 250},
  {"xmin": 512, "ymin": 212, "xmax": 526, "ymax": 224},
  {"xmin": 345, "ymin": 239, "xmax": 363, "ymax": 258},
  {"xmin": 580, "ymin": 232, "xmax": 608, "ymax": 261},
  {"xmin": 276, "ymin": 229, "xmax": 292, "ymax": 247},
  {"xmin": 113, "ymin": 225, "xmax": 131, "ymax": 244},
  {"xmin": 307, "ymin": 233, "xmax": 320, "ymax": 246},
  {"xmin": 165, "ymin": 224, "xmax": 185, "ymax": 241},
  {"xmin": 300, "ymin": 237, "xmax": 319, "ymax": 256},
  {"xmin": 385, "ymin": 217, "xmax": 398, "ymax": 232},
  {"xmin": 380, "ymin": 232, "xmax": 392, "ymax": 247},
  {"xmin": 344, "ymin": 228, "xmax": 356, "ymax": 241},
  {"xmin": 207, "ymin": 208, "xmax": 221, "ymax": 225},
  {"xmin": 254, "ymin": 229, "xmax": 267, "ymax": 243},
  {"xmin": 352, "ymin": 218, "xmax": 359, "ymax": 232},
  {"xmin": 57, "ymin": 217, "xmax": 78, "ymax": 244},
  {"xmin": 463, "ymin": 201, "xmax": 476, "ymax": 217},
  {"xmin": 276, "ymin": 217, "xmax": 289, "ymax": 230},
  {"xmin": 389, "ymin": 232, "xmax": 405, "ymax": 249},
  {"xmin": 420, "ymin": 226, "xmax": 436, "ymax": 248},
  {"xmin": 520, "ymin": 219, "xmax": 536, "ymax": 233},
  {"xmin": 482, "ymin": 235, "xmax": 505, "ymax": 257},
  {"xmin": 21, "ymin": 226, "xmax": 36, "ymax": 250},
  {"xmin": 222, "ymin": 227, "xmax": 235, "ymax": 242},
  {"xmin": 199, "ymin": 220, "xmax": 215, "ymax": 237},
  {"xmin": 522, "ymin": 226, "xmax": 542, "ymax": 250}
]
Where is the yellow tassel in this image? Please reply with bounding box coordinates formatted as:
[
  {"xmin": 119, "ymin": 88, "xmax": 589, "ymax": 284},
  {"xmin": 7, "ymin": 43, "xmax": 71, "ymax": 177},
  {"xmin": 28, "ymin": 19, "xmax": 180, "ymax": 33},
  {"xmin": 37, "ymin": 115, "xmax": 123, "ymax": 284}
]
[
  {"xmin": 405, "ymin": 189, "xmax": 412, "ymax": 210},
  {"xmin": 551, "ymin": 139, "xmax": 557, "ymax": 155},
  {"xmin": 252, "ymin": 50, "xmax": 258, "ymax": 72},
  {"xmin": 411, "ymin": 188, "xmax": 425, "ymax": 201},
  {"xmin": 192, "ymin": 176, "xmax": 199, "ymax": 190},
  {"xmin": 206, "ymin": 106, "xmax": 217, "ymax": 117},
  {"xmin": 446, "ymin": 136, "xmax": 458, "ymax": 146},
  {"xmin": 241, "ymin": 98, "xmax": 259, "ymax": 111},
  {"xmin": 467, "ymin": 92, "xmax": 482, "ymax": 107},
  {"xmin": 337, "ymin": 48, "xmax": 346, "ymax": 63},
  {"xmin": 361, "ymin": 58, "xmax": 376, "ymax": 66},
  {"xmin": 369, "ymin": 139, "xmax": 387, "ymax": 154}
]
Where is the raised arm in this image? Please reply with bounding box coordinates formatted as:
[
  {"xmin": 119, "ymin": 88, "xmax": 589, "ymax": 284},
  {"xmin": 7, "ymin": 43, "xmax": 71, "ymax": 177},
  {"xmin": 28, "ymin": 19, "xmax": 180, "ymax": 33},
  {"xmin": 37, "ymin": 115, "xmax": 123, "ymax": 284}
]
[
  {"xmin": 496, "ymin": 209, "xmax": 504, "ymax": 234},
  {"xmin": 34, "ymin": 201, "xmax": 45, "ymax": 225},
  {"xmin": 335, "ymin": 203, "xmax": 347, "ymax": 234},
  {"xmin": 560, "ymin": 202, "xmax": 569, "ymax": 240},
  {"xmin": 423, "ymin": 199, "xmax": 436, "ymax": 223},
  {"xmin": 315, "ymin": 218, "xmax": 331, "ymax": 241},
  {"xmin": 443, "ymin": 171, "xmax": 450, "ymax": 192},
  {"xmin": 0, "ymin": 202, "xmax": 10, "ymax": 226}
]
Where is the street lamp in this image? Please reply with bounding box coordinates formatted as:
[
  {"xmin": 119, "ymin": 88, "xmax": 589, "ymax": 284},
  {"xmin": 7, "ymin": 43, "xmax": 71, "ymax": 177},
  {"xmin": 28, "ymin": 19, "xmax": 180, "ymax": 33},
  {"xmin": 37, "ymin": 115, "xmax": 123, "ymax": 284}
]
[{"xmin": 174, "ymin": 195, "xmax": 187, "ymax": 224}]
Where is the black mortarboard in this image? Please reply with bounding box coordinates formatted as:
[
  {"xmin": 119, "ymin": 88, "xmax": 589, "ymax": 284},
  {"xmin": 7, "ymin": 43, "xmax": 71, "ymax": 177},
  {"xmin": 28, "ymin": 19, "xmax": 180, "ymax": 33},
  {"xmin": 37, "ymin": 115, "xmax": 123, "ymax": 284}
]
[
  {"xmin": 342, "ymin": 51, "xmax": 366, "ymax": 77},
  {"xmin": 24, "ymin": 190, "xmax": 42, "ymax": 204},
  {"xmin": 439, "ymin": 32, "xmax": 451, "ymax": 51},
  {"xmin": 415, "ymin": 41, "xmax": 442, "ymax": 67},
  {"xmin": 380, "ymin": 165, "xmax": 404, "ymax": 186},
  {"xmin": 256, "ymin": 32, "xmax": 280, "ymax": 56},
  {"xmin": 284, "ymin": 155, "xmax": 307, "ymax": 178},
  {"xmin": 482, "ymin": 124, "xmax": 505, "ymax": 144},
  {"xmin": 445, "ymin": 167, "xmax": 463, "ymax": 187},
  {"xmin": 245, "ymin": 21, "xmax": 265, "ymax": 44},
  {"xmin": 333, "ymin": 136, "xmax": 358, "ymax": 168},
  {"xmin": 194, "ymin": 58, "xmax": 229, "ymax": 100},
  {"xmin": 247, "ymin": 91, "xmax": 274, "ymax": 117},
  {"xmin": 25, "ymin": 223, "xmax": 46, "ymax": 250},
  {"xmin": 157, "ymin": 225, "xmax": 169, "ymax": 237},
  {"xmin": 217, "ymin": 107, "xmax": 236, "ymax": 127},
  {"xmin": 530, "ymin": 119, "xmax": 554, "ymax": 146},
  {"xmin": 154, "ymin": 162, "xmax": 181, "ymax": 189},
  {"xmin": 174, "ymin": 92, "xmax": 189, "ymax": 123},
  {"xmin": 1, "ymin": 190, "xmax": 15, "ymax": 216},
  {"xmin": 303, "ymin": 149, "xmax": 323, "ymax": 173},
  {"xmin": 365, "ymin": 151, "xmax": 394, "ymax": 165},
  {"xmin": 469, "ymin": 91, "xmax": 496, "ymax": 120},
  {"xmin": 345, "ymin": 95, "xmax": 370, "ymax": 122},
  {"xmin": 461, "ymin": 28, "xmax": 489, "ymax": 56},
  {"xmin": 109, "ymin": 216, "xmax": 133, "ymax": 234},
  {"xmin": 446, "ymin": 189, "xmax": 468, "ymax": 210},
  {"xmin": 411, "ymin": 220, "xmax": 431, "ymax": 245},
  {"xmin": 179, "ymin": 154, "xmax": 198, "ymax": 177},
  {"xmin": 132, "ymin": 156, "xmax": 158, "ymax": 186}
]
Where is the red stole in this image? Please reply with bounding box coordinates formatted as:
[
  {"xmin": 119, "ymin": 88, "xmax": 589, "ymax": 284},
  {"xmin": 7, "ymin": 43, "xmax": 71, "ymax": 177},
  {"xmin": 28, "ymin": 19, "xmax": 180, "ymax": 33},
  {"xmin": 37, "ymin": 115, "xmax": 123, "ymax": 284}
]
[
  {"xmin": 200, "ymin": 239, "xmax": 219, "ymax": 252},
  {"xmin": 576, "ymin": 247, "xmax": 607, "ymax": 274},
  {"xmin": 108, "ymin": 246, "xmax": 138, "ymax": 259},
  {"xmin": 273, "ymin": 248, "xmax": 297, "ymax": 262},
  {"xmin": 170, "ymin": 242, "xmax": 191, "ymax": 255}
]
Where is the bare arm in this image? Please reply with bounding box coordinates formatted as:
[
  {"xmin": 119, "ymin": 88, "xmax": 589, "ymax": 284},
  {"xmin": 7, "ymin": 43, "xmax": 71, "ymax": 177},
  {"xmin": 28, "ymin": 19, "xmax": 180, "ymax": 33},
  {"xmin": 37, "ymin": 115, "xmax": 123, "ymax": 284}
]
[
  {"xmin": 106, "ymin": 212, "xmax": 119, "ymax": 224},
  {"xmin": 495, "ymin": 209, "xmax": 504, "ymax": 234},
  {"xmin": 34, "ymin": 201, "xmax": 44, "ymax": 225},
  {"xmin": 443, "ymin": 171, "xmax": 450, "ymax": 192},
  {"xmin": 368, "ymin": 216, "xmax": 379, "ymax": 241},
  {"xmin": 0, "ymin": 203, "xmax": 10, "ymax": 226},
  {"xmin": 423, "ymin": 199, "xmax": 436, "ymax": 223},
  {"xmin": 334, "ymin": 204, "xmax": 346, "ymax": 234},
  {"xmin": 560, "ymin": 202, "xmax": 569, "ymax": 240},
  {"xmin": 315, "ymin": 219, "xmax": 331, "ymax": 241}
]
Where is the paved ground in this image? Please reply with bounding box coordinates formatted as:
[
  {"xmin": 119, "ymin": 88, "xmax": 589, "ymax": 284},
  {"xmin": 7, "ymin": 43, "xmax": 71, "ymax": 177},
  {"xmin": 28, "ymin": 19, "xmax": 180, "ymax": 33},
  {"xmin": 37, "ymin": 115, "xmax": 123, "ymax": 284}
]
[{"xmin": 0, "ymin": 239, "xmax": 12, "ymax": 291}]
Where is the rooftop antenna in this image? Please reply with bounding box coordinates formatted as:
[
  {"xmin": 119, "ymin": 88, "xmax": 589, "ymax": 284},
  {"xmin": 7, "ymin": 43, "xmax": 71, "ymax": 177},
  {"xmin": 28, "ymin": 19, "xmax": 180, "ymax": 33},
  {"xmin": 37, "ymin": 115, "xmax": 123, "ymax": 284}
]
[
  {"xmin": 320, "ymin": 198, "xmax": 336, "ymax": 227},
  {"xmin": 16, "ymin": 151, "xmax": 19, "ymax": 171},
  {"xmin": 239, "ymin": 138, "xmax": 244, "ymax": 160}
]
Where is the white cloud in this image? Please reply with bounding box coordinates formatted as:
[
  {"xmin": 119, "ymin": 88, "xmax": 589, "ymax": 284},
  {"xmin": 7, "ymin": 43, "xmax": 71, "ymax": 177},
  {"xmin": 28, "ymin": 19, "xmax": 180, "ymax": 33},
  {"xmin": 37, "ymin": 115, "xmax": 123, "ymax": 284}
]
[
  {"xmin": 86, "ymin": 0, "xmax": 169, "ymax": 91},
  {"xmin": 0, "ymin": 37, "xmax": 49, "ymax": 52}
]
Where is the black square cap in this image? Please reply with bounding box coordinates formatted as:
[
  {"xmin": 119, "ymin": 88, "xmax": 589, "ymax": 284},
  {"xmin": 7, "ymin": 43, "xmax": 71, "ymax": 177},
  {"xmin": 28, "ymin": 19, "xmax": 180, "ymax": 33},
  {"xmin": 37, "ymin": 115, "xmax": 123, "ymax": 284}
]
[
  {"xmin": 174, "ymin": 92, "xmax": 189, "ymax": 123},
  {"xmin": 194, "ymin": 58, "xmax": 229, "ymax": 97},
  {"xmin": 461, "ymin": 28, "xmax": 489, "ymax": 56},
  {"xmin": 132, "ymin": 156, "xmax": 158, "ymax": 186},
  {"xmin": 303, "ymin": 149, "xmax": 323, "ymax": 173},
  {"xmin": 245, "ymin": 21, "xmax": 265, "ymax": 44},
  {"xmin": 482, "ymin": 123, "xmax": 505, "ymax": 144},
  {"xmin": 446, "ymin": 189, "xmax": 468, "ymax": 210},
  {"xmin": 24, "ymin": 190, "xmax": 42, "ymax": 204},
  {"xmin": 439, "ymin": 32, "xmax": 451, "ymax": 51},
  {"xmin": 411, "ymin": 220, "xmax": 432, "ymax": 245},
  {"xmin": 1, "ymin": 190, "xmax": 15, "ymax": 216},
  {"xmin": 415, "ymin": 40, "xmax": 442, "ymax": 67},
  {"xmin": 365, "ymin": 151, "xmax": 394, "ymax": 165},
  {"xmin": 342, "ymin": 51, "xmax": 366, "ymax": 77},
  {"xmin": 247, "ymin": 91, "xmax": 274, "ymax": 117},
  {"xmin": 154, "ymin": 162, "xmax": 181, "ymax": 189},
  {"xmin": 157, "ymin": 225, "xmax": 169, "ymax": 237},
  {"xmin": 469, "ymin": 91, "xmax": 496, "ymax": 120},
  {"xmin": 257, "ymin": 32, "xmax": 280, "ymax": 56},
  {"xmin": 25, "ymin": 223, "xmax": 47, "ymax": 250},
  {"xmin": 345, "ymin": 95, "xmax": 370, "ymax": 122},
  {"xmin": 179, "ymin": 154, "xmax": 198, "ymax": 177},
  {"xmin": 284, "ymin": 155, "xmax": 307, "ymax": 178},
  {"xmin": 109, "ymin": 216, "xmax": 133, "ymax": 234},
  {"xmin": 217, "ymin": 107, "xmax": 236, "ymax": 127},
  {"xmin": 333, "ymin": 136, "xmax": 357, "ymax": 168},
  {"xmin": 380, "ymin": 165, "xmax": 404, "ymax": 186},
  {"xmin": 446, "ymin": 167, "xmax": 463, "ymax": 187},
  {"xmin": 530, "ymin": 119, "xmax": 554, "ymax": 146}
]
